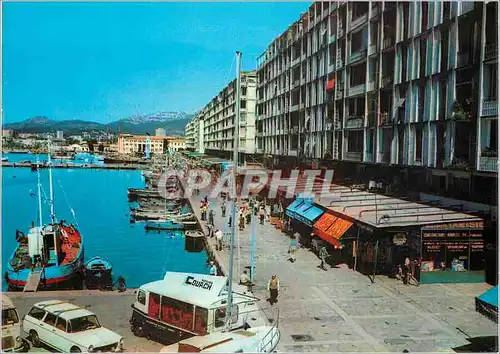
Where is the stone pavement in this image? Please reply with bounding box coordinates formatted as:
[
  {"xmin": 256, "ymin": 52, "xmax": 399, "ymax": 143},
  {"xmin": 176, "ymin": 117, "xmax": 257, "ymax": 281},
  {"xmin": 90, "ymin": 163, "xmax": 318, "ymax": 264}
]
[
  {"xmin": 190, "ymin": 191, "xmax": 498, "ymax": 353},
  {"xmin": 7, "ymin": 290, "xmax": 163, "ymax": 352}
]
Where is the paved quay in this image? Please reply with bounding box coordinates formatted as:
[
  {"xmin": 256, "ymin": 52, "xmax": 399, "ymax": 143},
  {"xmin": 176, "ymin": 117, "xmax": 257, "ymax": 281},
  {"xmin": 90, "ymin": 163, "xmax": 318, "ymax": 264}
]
[
  {"xmin": 6, "ymin": 290, "xmax": 163, "ymax": 352},
  {"xmin": 190, "ymin": 190, "xmax": 497, "ymax": 353}
]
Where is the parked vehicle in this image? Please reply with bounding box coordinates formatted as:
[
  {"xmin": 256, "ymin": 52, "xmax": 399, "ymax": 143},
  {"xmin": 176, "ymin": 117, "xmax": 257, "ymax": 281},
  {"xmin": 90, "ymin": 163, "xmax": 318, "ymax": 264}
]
[
  {"xmin": 2, "ymin": 295, "xmax": 29, "ymax": 352},
  {"xmin": 23, "ymin": 300, "xmax": 124, "ymax": 352}
]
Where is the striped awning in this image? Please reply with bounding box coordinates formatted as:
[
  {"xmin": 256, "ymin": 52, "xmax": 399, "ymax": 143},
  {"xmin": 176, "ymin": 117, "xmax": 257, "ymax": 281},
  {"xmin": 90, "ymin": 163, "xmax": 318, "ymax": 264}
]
[{"xmin": 313, "ymin": 213, "xmax": 353, "ymax": 247}]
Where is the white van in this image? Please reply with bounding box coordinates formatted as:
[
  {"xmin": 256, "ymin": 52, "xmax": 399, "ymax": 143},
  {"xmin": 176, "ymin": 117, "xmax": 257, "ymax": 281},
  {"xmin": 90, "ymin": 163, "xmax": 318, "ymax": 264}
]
[{"xmin": 2, "ymin": 295, "xmax": 29, "ymax": 352}]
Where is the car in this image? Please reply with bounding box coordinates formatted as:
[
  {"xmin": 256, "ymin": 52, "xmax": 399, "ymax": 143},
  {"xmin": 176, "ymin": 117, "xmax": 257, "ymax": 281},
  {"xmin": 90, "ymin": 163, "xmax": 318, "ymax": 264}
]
[
  {"xmin": 22, "ymin": 300, "xmax": 124, "ymax": 353},
  {"xmin": 2, "ymin": 295, "xmax": 30, "ymax": 352}
]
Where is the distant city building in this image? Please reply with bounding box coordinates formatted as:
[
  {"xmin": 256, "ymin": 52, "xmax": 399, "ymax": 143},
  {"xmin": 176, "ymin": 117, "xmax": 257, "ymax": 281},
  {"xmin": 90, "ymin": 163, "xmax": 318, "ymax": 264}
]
[
  {"xmin": 155, "ymin": 128, "xmax": 166, "ymax": 136},
  {"xmin": 56, "ymin": 131, "xmax": 64, "ymax": 140},
  {"xmin": 2, "ymin": 129, "xmax": 14, "ymax": 138},
  {"xmin": 68, "ymin": 135, "xmax": 84, "ymax": 143},
  {"xmin": 185, "ymin": 115, "xmax": 205, "ymax": 154},
  {"xmin": 117, "ymin": 134, "xmax": 185, "ymax": 154}
]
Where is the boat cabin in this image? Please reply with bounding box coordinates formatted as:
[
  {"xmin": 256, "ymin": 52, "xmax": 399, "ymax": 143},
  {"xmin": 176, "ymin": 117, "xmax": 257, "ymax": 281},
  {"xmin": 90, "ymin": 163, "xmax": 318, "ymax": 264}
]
[
  {"xmin": 27, "ymin": 223, "xmax": 69, "ymax": 267},
  {"xmin": 131, "ymin": 272, "xmax": 258, "ymax": 339}
]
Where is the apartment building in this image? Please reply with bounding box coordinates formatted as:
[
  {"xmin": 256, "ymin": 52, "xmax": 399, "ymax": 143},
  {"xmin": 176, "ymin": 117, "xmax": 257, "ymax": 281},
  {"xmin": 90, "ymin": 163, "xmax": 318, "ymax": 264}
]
[
  {"xmin": 256, "ymin": 1, "xmax": 497, "ymax": 205},
  {"xmin": 117, "ymin": 134, "xmax": 185, "ymax": 154},
  {"xmin": 186, "ymin": 71, "xmax": 257, "ymax": 162},
  {"xmin": 185, "ymin": 120, "xmax": 196, "ymax": 150}
]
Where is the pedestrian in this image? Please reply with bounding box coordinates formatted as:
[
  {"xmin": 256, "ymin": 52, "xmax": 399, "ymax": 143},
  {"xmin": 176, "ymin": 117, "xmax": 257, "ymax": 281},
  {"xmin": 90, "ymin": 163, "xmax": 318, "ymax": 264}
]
[
  {"xmin": 204, "ymin": 195, "xmax": 208, "ymax": 204},
  {"xmin": 246, "ymin": 209, "xmax": 251, "ymax": 224},
  {"xmin": 267, "ymin": 274, "xmax": 280, "ymax": 305},
  {"xmin": 239, "ymin": 213, "xmax": 245, "ymax": 231},
  {"xmin": 266, "ymin": 204, "xmax": 271, "ymax": 221},
  {"xmin": 239, "ymin": 270, "xmax": 253, "ymax": 292},
  {"xmin": 403, "ymin": 257, "xmax": 411, "ymax": 285},
  {"xmin": 221, "ymin": 202, "xmax": 227, "ymax": 217},
  {"xmin": 215, "ymin": 229, "xmax": 223, "ymax": 251},
  {"xmin": 289, "ymin": 237, "xmax": 297, "ymax": 263},
  {"xmin": 259, "ymin": 207, "xmax": 265, "ymax": 225},
  {"xmin": 319, "ymin": 246, "xmax": 329, "ymax": 270},
  {"xmin": 209, "ymin": 261, "xmax": 217, "ymax": 276},
  {"xmin": 208, "ymin": 209, "xmax": 215, "ymax": 226},
  {"xmin": 207, "ymin": 223, "xmax": 214, "ymax": 238},
  {"xmin": 228, "ymin": 215, "xmax": 232, "ymax": 228}
]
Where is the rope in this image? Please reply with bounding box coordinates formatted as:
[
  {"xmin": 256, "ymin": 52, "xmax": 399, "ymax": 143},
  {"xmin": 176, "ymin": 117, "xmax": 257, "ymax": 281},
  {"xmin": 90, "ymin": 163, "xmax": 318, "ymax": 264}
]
[{"xmin": 57, "ymin": 179, "xmax": 80, "ymax": 230}]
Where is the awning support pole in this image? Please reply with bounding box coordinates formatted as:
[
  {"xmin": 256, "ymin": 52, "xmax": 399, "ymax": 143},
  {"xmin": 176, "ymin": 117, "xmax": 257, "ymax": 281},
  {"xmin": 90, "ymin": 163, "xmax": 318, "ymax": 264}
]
[
  {"xmin": 354, "ymin": 227, "xmax": 360, "ymax": 272},
  {"xmin": 371, "ymin": 240, "xmax": 379, "ymax": 283}
]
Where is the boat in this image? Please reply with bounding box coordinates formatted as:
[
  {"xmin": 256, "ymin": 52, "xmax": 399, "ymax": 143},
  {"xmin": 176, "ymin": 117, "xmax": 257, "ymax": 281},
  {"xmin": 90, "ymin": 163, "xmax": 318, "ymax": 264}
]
[
  {"xmin": 5, "ymin": 142, "xmax": 85, "ymax": 291},
  {"xmin": 2, "ymin": 156, "xmax": 8, "ymax": 162},
  {"xmin": 84, "ymin": 256, "xmax": 113, "ymax": 290},
  {"xmin": 145, "ymin": 221, "xmax": 185, "ymax": 231}
]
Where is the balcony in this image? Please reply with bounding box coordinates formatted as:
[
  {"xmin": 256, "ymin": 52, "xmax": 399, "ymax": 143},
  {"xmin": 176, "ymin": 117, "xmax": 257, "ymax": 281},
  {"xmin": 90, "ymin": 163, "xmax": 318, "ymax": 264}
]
[
  {"xmin": 255, "ymin": 148, "xmax": 264, "ymax": 154},
  {"xmin": 347, "ymin": 83, "xmax": 366, "ymax": 97},
  {"xmin": 382, "ymin": 37, "xmax": 394, "ymax": 50},
  {"xmin": 335, "ymin": 88, "xmax": 344, "ymax": 100},
  {"xmin": 338, "ymin": 26, "xmax": 345, "ymax": 38},
  {"xmin": 457, "ymin": 52, "xmax": 471, "ymax": 67},
  {"xmin": 479, "ymin": 156, "xmax": 498, "ymax": 172},
  {"xmin": 368, "ymin": 43, "xmax": 378, "ymax": 56},
  {"xmin": 367, "ymin": 80, "xmax": 377, "ymax": 91},
  {"xmin": 365, "ymin": 152, "xmax": 374, "ymax": 163},
  {"xmin": 336, "ymin": 57, "xmax": 344, "ymax": 69},
  {"xmin": 290, "ymin": 104, "xmax": 299, "ymax": 112},
  {"xmin": 345, "ymin": 116, "xmax": 364, "ymax": 129},
  {"xmin": 350, "ymin": 13, "xmax": 368, "ymax": 30},
  {"xmin": 348, "ymin": 49, "xmax": 367, "ymax": 64},
  {"xmin": 328, "ymin": 63, "xmax": 335, "ymax": 72},
  {"xmin": 292, "ymin": 79, "xmax": 300, "ymax": 89},
  {"xmin": 291, "ymin": 56, "xmax": 301, "ymax": 67},
  {"xmin": 381, "ymin": 75, "xmax": 393, "ymax": 87},
  {"xmin": 256, "ymin": 131, "xmax": 263, "ymax": 137},
  {"xmin": 485, "ymin": 43, "xmax": 498, "ymax": 61},
  {"xmin": 291, "ymin": 125, "xmax": 299, "ymax": 134},
  {"xmin": 329, "ymin": 34, "xmax": 337, "ymax": 44},
  {"xmin": 346, "ymin": 151, "xmax": 363, "ymax": 161},
  {"xmin": 482, "ymin": 100, "xmax": 498, "ymax": 116}
]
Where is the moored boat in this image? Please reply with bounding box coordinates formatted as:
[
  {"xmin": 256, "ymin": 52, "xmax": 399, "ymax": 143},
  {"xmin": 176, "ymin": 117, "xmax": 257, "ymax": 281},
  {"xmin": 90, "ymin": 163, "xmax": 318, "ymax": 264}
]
[
  {"xmin": 84, "ymin": 256, "xmax": 113, "ymax": 290},
  {"xmin": 5, "ymin": 142, "xmax": 85, "ymax": 291}
]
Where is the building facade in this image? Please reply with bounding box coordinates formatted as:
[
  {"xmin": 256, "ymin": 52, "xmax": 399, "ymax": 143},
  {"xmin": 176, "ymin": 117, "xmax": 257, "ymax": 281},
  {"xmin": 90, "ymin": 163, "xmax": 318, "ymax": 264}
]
[
  {"xmin": 185, "ymin": 71, "xmax": 257, "ymax": 161},
  {"xmin": 256, "ymin": 1, "xmax": 497, "ymax": 205},
  {"xmin": 155, "ymin": 128, "xmax": 166, "ymax": 137},
  {"xmin": 117, "ymin": 134, "xmax": 184, "ymax": 154}
]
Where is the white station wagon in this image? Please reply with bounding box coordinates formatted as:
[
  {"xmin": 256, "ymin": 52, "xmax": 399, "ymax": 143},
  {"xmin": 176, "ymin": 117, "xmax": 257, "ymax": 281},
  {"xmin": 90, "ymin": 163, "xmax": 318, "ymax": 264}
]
[{"xmin": 23, "ymin": 300, "xmax": 124, "ymax": 353}]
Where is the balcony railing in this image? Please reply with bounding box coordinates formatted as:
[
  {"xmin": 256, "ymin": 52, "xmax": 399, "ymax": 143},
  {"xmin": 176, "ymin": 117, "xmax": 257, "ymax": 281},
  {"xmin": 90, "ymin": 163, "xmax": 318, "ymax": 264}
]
[
  {"xmin": 329, "ymin": 34, "xmax": 336, "ymax": 44},
  {"xmin": 345, "ymin": 116, "xmax": 364, "ymax": 129},
  {"xmin": 291, "ymin": 56, "xmax": 301, "ymax": 67},
  {"xmin": 368, "ymin": 43, "xmax": 378, "ymax": 55},
  {"xmin": 347, "ymin": 83, "xmax": 366, "ymax": 97},
  {"xmin": 382, "ymin": 36, "xmax": 394, "ymax": 50},
  {"xmin": 348, "ymin": 49, "xmax": 367, "ymax": 64},
  {"xmin": 485, "ymin": 43, "xmax": 498, "ymax": 61},
  {"xmin": 482, "ymin": 100, "xmax": 498, "ymax": 116},
  {"xmin": 381, "ymin": 75, "xmax": 393, "ymax": 87},
  {"xmin": 351, "ymin": 13, "xmax": 368, "ymax": 30},
  {"xmin": 336, "ymin": 57, "xmax": 344, "ymax": 69},
  {"xmin": 290, "ymin": 104, "xmax": 299, "ymax": 112},
  {"xmin": 345, "ymin": 151, "xmax": 363, "ymax": 161},
  {"xmin": 338, "ymin": 26, "xmax": 345, "ymax": 38},
  {"xmin": 328, "ymin": 63, "xmax": 335, "ymax": 73},
  {"xmin": 479, "ymin": 156, "xmax": 498, "ymax": 172},
  {"xmin": 335, "ymin": 88, "xmax": 344, "ymax": 100},
  {"xmin": 367, "ymin": 80, "xmax": 377, "ymax": 91}
]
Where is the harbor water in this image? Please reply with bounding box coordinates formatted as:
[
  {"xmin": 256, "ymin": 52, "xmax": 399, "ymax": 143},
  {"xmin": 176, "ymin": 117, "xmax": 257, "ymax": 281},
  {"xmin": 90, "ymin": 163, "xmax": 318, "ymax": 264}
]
[{"xmin": 2, "ymin": 154, "xmax": 209, "ymax": 291}]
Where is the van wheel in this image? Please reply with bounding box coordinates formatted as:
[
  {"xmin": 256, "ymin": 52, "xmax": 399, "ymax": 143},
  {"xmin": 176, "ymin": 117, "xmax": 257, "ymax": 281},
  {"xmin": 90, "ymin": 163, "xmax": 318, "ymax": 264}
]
[
  {"xmin": 29, "ymin": 330, "xmax": 41, "ymax": 348},
  {"xmin": 70, "ymin": 346, "xmax": 81, "ymax": 352},
  {"xmin": 22, "ymin": 339, "xmax": 31, "ymax": 352}
]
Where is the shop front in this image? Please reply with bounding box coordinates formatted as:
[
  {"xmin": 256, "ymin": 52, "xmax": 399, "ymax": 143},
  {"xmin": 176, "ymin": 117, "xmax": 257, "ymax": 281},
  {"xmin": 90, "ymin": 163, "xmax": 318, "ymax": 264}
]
[
  {"xmin": 285, "ymin": 198, "xmax": 324, "ymax": 245},
  {"xmin": 420, "ymin": 221, "xmax": 485, "ymax": 284}
]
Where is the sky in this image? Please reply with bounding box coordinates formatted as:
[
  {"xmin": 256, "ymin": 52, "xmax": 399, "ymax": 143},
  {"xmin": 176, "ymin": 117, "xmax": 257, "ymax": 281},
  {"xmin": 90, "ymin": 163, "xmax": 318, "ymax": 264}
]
[{"xmin": 2, "ymin": 1, "xmax": 308, "ymax": 124}]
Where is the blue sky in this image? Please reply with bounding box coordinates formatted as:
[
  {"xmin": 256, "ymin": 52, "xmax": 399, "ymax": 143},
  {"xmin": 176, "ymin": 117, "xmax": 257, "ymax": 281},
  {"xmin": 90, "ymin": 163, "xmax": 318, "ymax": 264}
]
[{"xmin": 3, "ymin": 2, "xmax": 308, "ymax": 124}]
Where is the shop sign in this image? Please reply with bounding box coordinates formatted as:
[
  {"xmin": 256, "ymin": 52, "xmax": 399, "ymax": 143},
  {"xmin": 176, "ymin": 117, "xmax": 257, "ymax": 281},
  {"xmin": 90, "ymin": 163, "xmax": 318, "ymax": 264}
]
[
  {"xmin": 421, "ymin": 221, "xmax": 484, "ymax": 231},
  {"xmin": 185, "ymin": 276, "xmax": 213, "ymax": 290},
  {"xmin": 392, "ymin": 233, "xmax": 407, "ymax": 245}
]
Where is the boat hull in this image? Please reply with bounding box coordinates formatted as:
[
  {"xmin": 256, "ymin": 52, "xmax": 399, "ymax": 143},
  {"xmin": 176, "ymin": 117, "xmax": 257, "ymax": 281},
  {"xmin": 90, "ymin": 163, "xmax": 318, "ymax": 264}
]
[{"xmin": 5, "ymin": 247, "xmax": 85, "ymax": 291}]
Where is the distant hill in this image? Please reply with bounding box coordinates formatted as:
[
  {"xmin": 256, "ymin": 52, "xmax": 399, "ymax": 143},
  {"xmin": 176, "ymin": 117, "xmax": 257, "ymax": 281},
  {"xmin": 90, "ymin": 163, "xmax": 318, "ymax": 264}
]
[{"xmin": 3, "ymin": 112, "xmax": 194, "ymax": 136}]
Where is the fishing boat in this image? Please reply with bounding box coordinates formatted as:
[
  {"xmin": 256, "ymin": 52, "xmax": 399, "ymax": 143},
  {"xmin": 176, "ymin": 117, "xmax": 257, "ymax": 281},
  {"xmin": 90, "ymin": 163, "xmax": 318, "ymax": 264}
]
[
  {"xmin": 5, "ymin": 142, "xmax": 85, "ymax": 291},
  {"xmin": 84, "ymin": 256, "xmax": 113, "ymax": 290},
  {"xmin": 145, "ymin": 221, "xmax": 185, "ymax": 231},
  {"xmin": 2, "ymin": 156, "xmax": 8, "ymax": 162}
]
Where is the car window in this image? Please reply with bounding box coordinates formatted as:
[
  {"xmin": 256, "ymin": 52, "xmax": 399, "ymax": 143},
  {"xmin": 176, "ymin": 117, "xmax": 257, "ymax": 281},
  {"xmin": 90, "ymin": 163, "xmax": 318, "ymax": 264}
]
[
  {"xmin": 44, "ymin": 313, "xmax": 57, "ymax": 327},
  {"xmin": 2, "ymin": 309, "xmax": 19, "ymax": 325},
  {"xmin": 137, "ymin": 290, "xmax": 146, "ymax": 305},
  {"xmin": 28, "ymin": 307, "xmax": 46, "ymax": 321},
  {"xmin": 69, "ymin": 315, "xmax": 101, "ymax": 333},
  {"xmin": 55, "ymin": 317, "xmax": 67, "ymax": 332}
]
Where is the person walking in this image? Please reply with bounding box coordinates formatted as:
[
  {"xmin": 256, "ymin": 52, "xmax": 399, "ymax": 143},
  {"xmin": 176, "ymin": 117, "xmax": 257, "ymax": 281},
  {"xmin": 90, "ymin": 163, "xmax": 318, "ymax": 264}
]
[
  {"xmin": 289, "ymin": 237, "xmax": 297, "ymax": 263},
  {"xmin": 259, "ymin": 207, "xmax": 265, "ymax": 225},
  {"xmin": 239, "ymin": 212, "xmax": 245, "ymax": 231},
  {"xmin": 267, "ymin": 274, "xmax": 280, "ymax": 305},
  {"xmin": 319, "ymin": 246, "xmax": 329, "ymax": 270},
  {"xmin": 208, "ymin": 209, "xmax": 215, "ymax": 226},
  {"xmin": 239, "ymin": 270, "xmax": 253, "ymax": 292},
  {"xmin": 215, "ymin": 229, "xmax": 223, "ymax": 251},
  {"xmin": 221, "ymin": 202, "xmax": 227, "ymax": 217}
]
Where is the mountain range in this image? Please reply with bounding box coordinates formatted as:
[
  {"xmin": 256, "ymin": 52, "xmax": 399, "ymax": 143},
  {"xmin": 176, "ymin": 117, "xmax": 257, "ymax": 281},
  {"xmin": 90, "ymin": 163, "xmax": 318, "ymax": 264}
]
[{"xmin": 3, "ymin": 112, "xmax": 194, "ymax": 136}]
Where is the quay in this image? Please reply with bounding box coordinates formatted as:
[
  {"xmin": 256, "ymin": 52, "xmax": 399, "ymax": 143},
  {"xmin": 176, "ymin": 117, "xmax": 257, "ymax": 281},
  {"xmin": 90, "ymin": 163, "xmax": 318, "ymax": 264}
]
[
  {"xmin": 2, "ymin": 161, "xmax": 142, "ymax": 170},
  {"xmin": 188, "ymin": 188, "xmax": 497, "ymax": 352}
]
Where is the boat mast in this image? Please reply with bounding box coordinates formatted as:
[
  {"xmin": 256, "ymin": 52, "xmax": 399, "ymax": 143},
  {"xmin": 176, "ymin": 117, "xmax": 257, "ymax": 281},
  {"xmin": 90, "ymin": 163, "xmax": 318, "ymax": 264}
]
[
  {"xmin": 225, "ymin": 51, "xmax": 241, "ymax": 330},
  {"xmin": 37, "ymin": 160, "xmax": 43, "ymax": 229},
  {"xmin": 47, "ymin": 140, "xmax": 55, "ymax": 222}
]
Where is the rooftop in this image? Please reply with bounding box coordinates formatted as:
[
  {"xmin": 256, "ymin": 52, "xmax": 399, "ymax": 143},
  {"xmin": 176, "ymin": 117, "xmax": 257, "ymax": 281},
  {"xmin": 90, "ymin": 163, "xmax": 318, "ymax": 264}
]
[{"xmin": 34, "ymin": 300, "xmax": 94, "ymax": 320}]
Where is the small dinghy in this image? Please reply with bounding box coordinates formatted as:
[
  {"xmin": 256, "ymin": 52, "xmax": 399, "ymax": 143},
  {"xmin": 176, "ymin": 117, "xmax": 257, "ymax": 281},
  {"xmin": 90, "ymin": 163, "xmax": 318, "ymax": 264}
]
[{"xmin": 84, "ymin": 256, "xmax": 113, "ymax": 290}]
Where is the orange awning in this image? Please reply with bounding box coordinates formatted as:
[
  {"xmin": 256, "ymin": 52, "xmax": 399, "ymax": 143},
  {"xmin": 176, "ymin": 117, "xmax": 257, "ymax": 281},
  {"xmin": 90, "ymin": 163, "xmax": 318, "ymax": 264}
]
[
  {"xmin": 313, "ymin": 213, "xmax": 353, "ymax": 247},
  {"xmin": 326, "ymin": 77, "xmax": 336, "ymax": 91}
]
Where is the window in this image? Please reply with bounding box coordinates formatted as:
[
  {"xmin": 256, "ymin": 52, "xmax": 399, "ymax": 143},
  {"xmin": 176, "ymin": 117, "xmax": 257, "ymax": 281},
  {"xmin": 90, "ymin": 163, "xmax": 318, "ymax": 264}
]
[
  {"xmin": 214, "ymin": 305, "xmax": 238, "ymax": 328},
  {"xmin": 28, "ymin": 307, "xmax": 46, "ymax": 321},
  {"xmin": 2, "ymin": 309, "xmax": 19, "ymax": 325},
  {"xmin": 347, "ymin": 130, "xmax": 363, "ymax": 152},
  {"xmin": 415, "ymin": 126, "xmax": 423, "ymax": 161},
  {"xmin": 489, "ymin": 119, "xmax": 498, "ymax": 149},
  {"xmin": 55, "ymin": 317, "xmax": 67, "ymax": 332},
  {"xmin": 242, "ymin": 87, "xmax": 247, "ymax": 96},
  {"xmin": 69, "ymin": 316, "xmax": 101, "ymax": 333},
  {"xmin": 44, "ymin": 313, "xmax": 57, "ymax": 327},
  {"xmin": 160, "ymin": 296, "xmax": 194, "ymax": 332},
  {"xmin": 194, "ymin": 307, "xmax": 208, "ymax": 335},
  {"xmin": 137, "ymin": 290, "xmax": 146, "ymax": 305},
  {"xmin": 487, "ymin": 65, "xmax": 497, "ymax": 100}
]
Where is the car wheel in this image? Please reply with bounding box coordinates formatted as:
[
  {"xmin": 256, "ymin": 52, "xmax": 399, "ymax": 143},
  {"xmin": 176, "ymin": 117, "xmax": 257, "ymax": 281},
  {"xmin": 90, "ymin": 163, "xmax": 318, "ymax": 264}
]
[
  {"xmin": 29, "ymin": 330, "xmax": 41, "ymax": 348},
  {"xmin": 70, "ymin": 346, "xmax": 82, "ymax": 352},
  {"xmin": 22, "ymin": 339, "xmax": 31, "ymax": 352}
]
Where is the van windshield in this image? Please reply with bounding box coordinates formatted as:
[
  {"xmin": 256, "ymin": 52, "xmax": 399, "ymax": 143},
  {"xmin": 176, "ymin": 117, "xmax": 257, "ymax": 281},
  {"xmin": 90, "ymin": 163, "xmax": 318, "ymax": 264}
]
[
  {"xmin": 69, "ymin": 315, "xmax": 101, "ymax": 332},
  {"xmin": 2, "ymin": 309, "xmax": 19, "ymax": 325}
]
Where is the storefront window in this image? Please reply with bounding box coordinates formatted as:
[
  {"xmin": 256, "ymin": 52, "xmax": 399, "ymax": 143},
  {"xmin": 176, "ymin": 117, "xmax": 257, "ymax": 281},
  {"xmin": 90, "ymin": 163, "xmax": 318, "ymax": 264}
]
[{"xmin": 160, "ymin": 296, "xmax": 194, "ymax": 332}]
